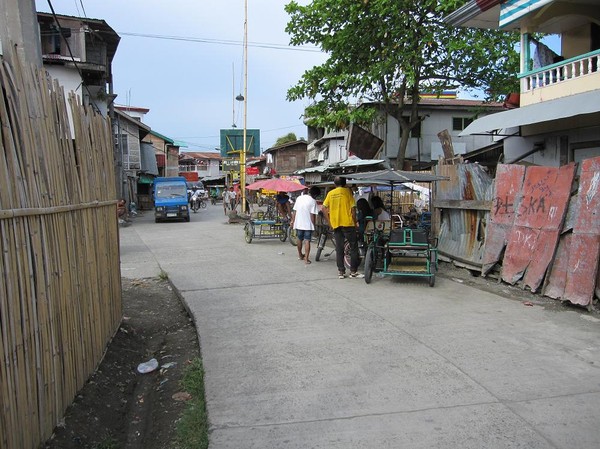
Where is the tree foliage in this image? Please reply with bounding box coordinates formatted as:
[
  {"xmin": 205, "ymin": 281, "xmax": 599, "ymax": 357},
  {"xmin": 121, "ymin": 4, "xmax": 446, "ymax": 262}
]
[
  {"xmin": 284, "ymin": 0, "xmax": 520, "ymax": 168},
  {"xmin": 274, "ymin": 132, "xmax": 301, "ymax": 147}
]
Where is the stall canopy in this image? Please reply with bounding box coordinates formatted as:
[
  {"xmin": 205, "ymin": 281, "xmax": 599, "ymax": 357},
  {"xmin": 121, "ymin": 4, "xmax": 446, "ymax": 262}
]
[
  {"xmin": 346, "ymin": 169, "xmax": 448, "ymax": 184},
  {"xmin": 314, "ymin": 179, "xmax": 391, "ymax": 188},
  {"xmin": 246, "ymin": 178, "xmax": 306, "ymax": 192}
]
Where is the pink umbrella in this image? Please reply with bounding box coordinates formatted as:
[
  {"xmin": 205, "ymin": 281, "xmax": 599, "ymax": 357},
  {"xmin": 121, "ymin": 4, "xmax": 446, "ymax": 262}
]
[{"xmin": 246, "ymin": 178, "xmax": 306, "ymax": 192}]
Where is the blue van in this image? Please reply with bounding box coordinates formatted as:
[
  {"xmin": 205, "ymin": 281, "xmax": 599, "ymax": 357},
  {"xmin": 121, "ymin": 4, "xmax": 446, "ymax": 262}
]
[{"xmin": 153, "ymin": 177, "xmax": 190, "ymax": 223}]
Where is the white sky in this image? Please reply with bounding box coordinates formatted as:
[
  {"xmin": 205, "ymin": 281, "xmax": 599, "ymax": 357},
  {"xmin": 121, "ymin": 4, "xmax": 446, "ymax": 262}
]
[{"xmin": 35, "ymin": 0, "xmax": 327, "ymax": 152}]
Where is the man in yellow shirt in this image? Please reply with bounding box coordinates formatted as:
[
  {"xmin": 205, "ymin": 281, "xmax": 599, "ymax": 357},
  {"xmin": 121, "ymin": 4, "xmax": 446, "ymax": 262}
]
[{"xmin": 322, "ymin": 176, "xmax": 363, "ymax": 279}]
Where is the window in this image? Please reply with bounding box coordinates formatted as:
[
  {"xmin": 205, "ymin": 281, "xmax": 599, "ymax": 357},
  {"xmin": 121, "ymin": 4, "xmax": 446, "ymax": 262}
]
[
  {"xmin": 452, "ymin": 117, "xmax": 473, "ymax": 131},
  {"xmin": 114, "ymin": 134, "xmax": 128, "ymax": 155}
]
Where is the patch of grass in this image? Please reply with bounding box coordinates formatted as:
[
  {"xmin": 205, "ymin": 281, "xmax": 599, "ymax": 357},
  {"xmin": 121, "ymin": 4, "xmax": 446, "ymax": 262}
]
[
  {"xmin": 176, "ymin": 358, "xmax": 209, "ymax": 449},
  {"xmin": 158, "ymin": 270, "xmax": 168, "ymax": 281}
]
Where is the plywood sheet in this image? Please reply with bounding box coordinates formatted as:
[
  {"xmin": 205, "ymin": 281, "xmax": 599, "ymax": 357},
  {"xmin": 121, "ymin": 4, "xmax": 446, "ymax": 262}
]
[
  {"xmin": 481, "ymin": 164, "xmax": 525, "ymax": 275},
  {"xmin": 523, "ymin": 229, "xmax": 561, "ymax": 292},
  {"xmin": 490, "ymin": 164, "xmax": 525, "ymax": 226},
  {"xmin": 501, "ymin": 164, "xmax": 575, "ymax": 289},
  {"xmin": 573, "ymin": 156, "xmax": 600, "ymax": 234},
  {"xmin": 501, "ymin": 226, "xmax": 539, "ymax": 285},
  {"xmin": 563, "ymin": 234, "xmax": 600, "ymax": 306},
  {"xmin": 514, "ymin": 164, "xmax": 575, "ymax": 230},
  {"xmin": 562, "ymin": 156, "xmax": 600, "ymax": 306},
  {"xmin": 543, "ymin": 233, "xmax": 572, "ymax": 299}
]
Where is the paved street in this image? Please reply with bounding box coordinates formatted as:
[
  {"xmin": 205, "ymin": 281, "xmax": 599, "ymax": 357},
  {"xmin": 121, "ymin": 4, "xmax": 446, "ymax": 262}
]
[{"xmin": 119, "ymin": 203, "xmax": 600, "ymax": 449}]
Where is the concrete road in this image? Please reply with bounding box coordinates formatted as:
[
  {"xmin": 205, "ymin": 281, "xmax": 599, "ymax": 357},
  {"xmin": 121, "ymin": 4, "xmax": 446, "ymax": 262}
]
[{"xmin": 119, "ymin": 204, "xmax": 600, "ymax": 449}]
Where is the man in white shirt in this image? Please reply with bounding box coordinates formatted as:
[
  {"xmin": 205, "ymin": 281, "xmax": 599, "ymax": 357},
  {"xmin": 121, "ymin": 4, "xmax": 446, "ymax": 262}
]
[
  {"xmin": 222, "ymin": 188, "xmax": 231, "ymax": 215},
  {"xmin": 290, "ymin": 186, "xmax": 321, "ymax": 264},
  {"xmin": 228, "ymin": 187, "xmax": 237, "ymax": 212},
  {"xmin": 190, "ymin": 188, "xmax": 202, "ymax": 211}
]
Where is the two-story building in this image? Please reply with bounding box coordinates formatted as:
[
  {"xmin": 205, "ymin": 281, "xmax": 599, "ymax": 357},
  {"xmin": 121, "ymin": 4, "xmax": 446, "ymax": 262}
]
[
  {"xmin": 446, "ymin": 0, "xmax": 600, "ymax": 167},
  {"xmin": 179, "ymin": 151, "xmax": 223, "ymax": 181},
  {"xmin": 364, "ymin": 96, "xmax": 505, "ymax": 169},
  {"xmin": 299, "ymin": 95, "xmax": 503, "ymax": 181},
  {"xmin": 262, "ymin": 140, "xmax": 308, "ymax": 177},
  {"xmin": 38, "ymin": 13, "xmax": 119, "ymax": 118},
  {"xmin": 38, "ymin": 12, "xmax": 122, "ymax": 193},
  {"xmin": 144, "ymin": 130, "xmax": 181, "ymax": 178}
]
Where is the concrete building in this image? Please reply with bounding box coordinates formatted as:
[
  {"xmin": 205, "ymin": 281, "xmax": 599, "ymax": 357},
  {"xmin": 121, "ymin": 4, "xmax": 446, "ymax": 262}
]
[
  {"xmin": 37, "ymin": 12, "xmax": 119, "ymax": 118},
  {"xmin": 446, "ymin": 0, "xmax": 600, "ymax": 167},
  {"xmin": 364, "ymin": 97, "xmax": 505, "ymax": 168},
  {"xmin": 300, "ymin": 96, "xmax": 503, "ymax": 181},
  {"xmin": 179, "ymin": 152, "xmax": 223, "ymax": 180}
]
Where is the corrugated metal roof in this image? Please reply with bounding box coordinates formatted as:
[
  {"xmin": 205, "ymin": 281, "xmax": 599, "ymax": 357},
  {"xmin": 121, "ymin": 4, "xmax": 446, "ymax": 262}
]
[
  {"xmin": 179, "ymin": 151, "xmax": 221, "ymax": 160},
  {"xmin": 435, "ymin": 163, "xmax": 494, "ymax": 267}
]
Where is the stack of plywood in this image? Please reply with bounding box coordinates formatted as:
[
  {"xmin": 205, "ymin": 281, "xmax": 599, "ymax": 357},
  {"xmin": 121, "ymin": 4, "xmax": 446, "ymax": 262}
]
[{"xmin": 482, "ymin": 158, "xmax": 600, "ymax": 308}]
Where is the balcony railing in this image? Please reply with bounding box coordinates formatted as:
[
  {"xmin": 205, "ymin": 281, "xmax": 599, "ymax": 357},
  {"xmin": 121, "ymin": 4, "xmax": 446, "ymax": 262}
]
[{"xmin": 519, "ymin": 49, "xmax": 600, "ymax": 92}]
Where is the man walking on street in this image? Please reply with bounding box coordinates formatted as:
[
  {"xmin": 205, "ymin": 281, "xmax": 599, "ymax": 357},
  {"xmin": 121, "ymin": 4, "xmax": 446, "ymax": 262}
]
[
  {"xmin": 321, "ymin": 176, "xmax": 362, "ymax": 279},
  {"xmin": 222, "ymin": 188, "xmax": 231, "ymax": 215},
  {"xmin": 290, "ymin": 186, "xmax": 321, "ymax": 265},
  {"xmin": 228, "ymin": 186, "xmax": 237, "ymax": 213}
]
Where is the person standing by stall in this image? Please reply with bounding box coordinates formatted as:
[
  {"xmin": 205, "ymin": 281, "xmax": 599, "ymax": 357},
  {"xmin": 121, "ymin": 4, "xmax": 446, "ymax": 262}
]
[
  {"xmin": 222, "ymin": 187, "xmax": 231, "ymax": 215},
  {"xmin": 228, "ymin": 186, "xmax": 237, "ymax": 212},
  {"xmin": 290, "ymin": 186, "xmax": 321, "ymax": 265},
  {"xmin": 321, "ymin": 176, "xmax": 362, "ymax": 279}
]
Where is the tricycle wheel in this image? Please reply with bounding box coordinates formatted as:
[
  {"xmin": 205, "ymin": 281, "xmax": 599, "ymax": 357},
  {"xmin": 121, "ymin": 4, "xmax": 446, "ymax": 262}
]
[
  {"xmin": 315, "ymin": 233, "xmax": 327, "ymax": 261},
  {"xmin": 429, "ymin": 249, "xmax": 438, "ymax": 272},
  {"xmin": 429, "ymin": 274, "xmax": 435, "ymax": 287},
  {"xmin": 244, "ymin": 223, "xmax": 254, "ymax": 243},
  {"xmin": 279, "ymin": 226, "xmax": 288, "ymax": 242},
  {"xmin": 288, "ymin": 227, "xmax": 298, "ymax": 246},
  {"xmin": 343, "ymin": 240, "xmax": 352, "ymax": 270},
  {"xmin": 364, "ymin": 247, "xmax": 374, "ymax": 284}
]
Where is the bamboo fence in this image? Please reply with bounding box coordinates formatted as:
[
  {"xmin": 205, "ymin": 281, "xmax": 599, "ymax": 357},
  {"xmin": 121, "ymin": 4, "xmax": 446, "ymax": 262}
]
[{"xmin": 0, "ymin": 49, "xmax": 122, "ymax": 449}]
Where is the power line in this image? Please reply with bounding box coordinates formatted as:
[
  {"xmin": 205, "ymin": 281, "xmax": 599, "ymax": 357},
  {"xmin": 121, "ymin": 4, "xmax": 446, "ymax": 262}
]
[
  {"xmin": 175, "ymin": 124, "xmax": 306, "ymax": 141},
  {"xmin": 78, "ymin": 0, "xmax": 87, "ymax": 17},
  {"xmin": 117, "ymin": 31, "xmax": 322, "ymax": 53},
  {"xmin": 72, "ymin": 0, "xmax": 81, "ymax": 17},
  {"xmin": 38, "ymin": 28, "xmax": 323, "ymax": 53},
  {"xmin": 46, "ymin": 0, "xmax": 102, "ymax": 115},
  {"xmin": 37, "ymin": 27, "xmax": 322, "ymax": 53}
]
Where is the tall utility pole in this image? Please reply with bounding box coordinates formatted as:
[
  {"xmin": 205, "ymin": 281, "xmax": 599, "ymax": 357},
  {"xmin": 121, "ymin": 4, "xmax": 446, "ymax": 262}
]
[
  {"xmin": 0, "ymin": 0, "xmax": 42, "ymax": 66},
  {"xmin": 240, "ymin": 0, "xmax": 248, "ymax": 214}
]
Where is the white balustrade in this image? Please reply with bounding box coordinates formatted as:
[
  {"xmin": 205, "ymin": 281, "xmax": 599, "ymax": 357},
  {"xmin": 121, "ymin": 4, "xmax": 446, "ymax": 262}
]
[{"xmin": 521, "ymin": 51, "xmax": 599, "ymax": 92}]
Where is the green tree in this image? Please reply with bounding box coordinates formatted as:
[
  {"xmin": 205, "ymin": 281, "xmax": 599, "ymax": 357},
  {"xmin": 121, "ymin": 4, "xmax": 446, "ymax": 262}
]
[
  {"xmin": 285, "ymin": 0, "xmax": 520, "ymax": 168},
  {"xmin": 274, "ymin": 132, "xmax": 300, "ymax": 146}
]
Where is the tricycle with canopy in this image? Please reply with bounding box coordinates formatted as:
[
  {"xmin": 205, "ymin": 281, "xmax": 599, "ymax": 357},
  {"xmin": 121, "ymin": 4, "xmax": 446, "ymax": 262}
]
[
  {"xmin": 347, "ymin": 169, "xmax": 448, "ymax": 286},
  {"xmin": 243, "ymin": 178, "xmax": 305, "ymax": 244}
]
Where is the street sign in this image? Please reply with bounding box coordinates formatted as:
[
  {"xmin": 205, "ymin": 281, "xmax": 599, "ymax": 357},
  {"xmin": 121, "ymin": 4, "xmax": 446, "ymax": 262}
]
[
  {"xmin": 220, "ymin": 129, "xmax": 261, "ymax": 157},
  {"xmin": 222, "ymin": 159, "xmax": 240, "ymax": 172}
]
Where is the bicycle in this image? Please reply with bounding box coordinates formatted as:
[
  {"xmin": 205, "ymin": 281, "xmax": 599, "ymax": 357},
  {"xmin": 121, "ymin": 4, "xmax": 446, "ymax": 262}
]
[
  {"xmin": 314, "ymin": 226, "xmax": 353, "ymax": 270},
  {"xmin": 264, "ymin": 203, "xmax": 277, "ymax": 220}
]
